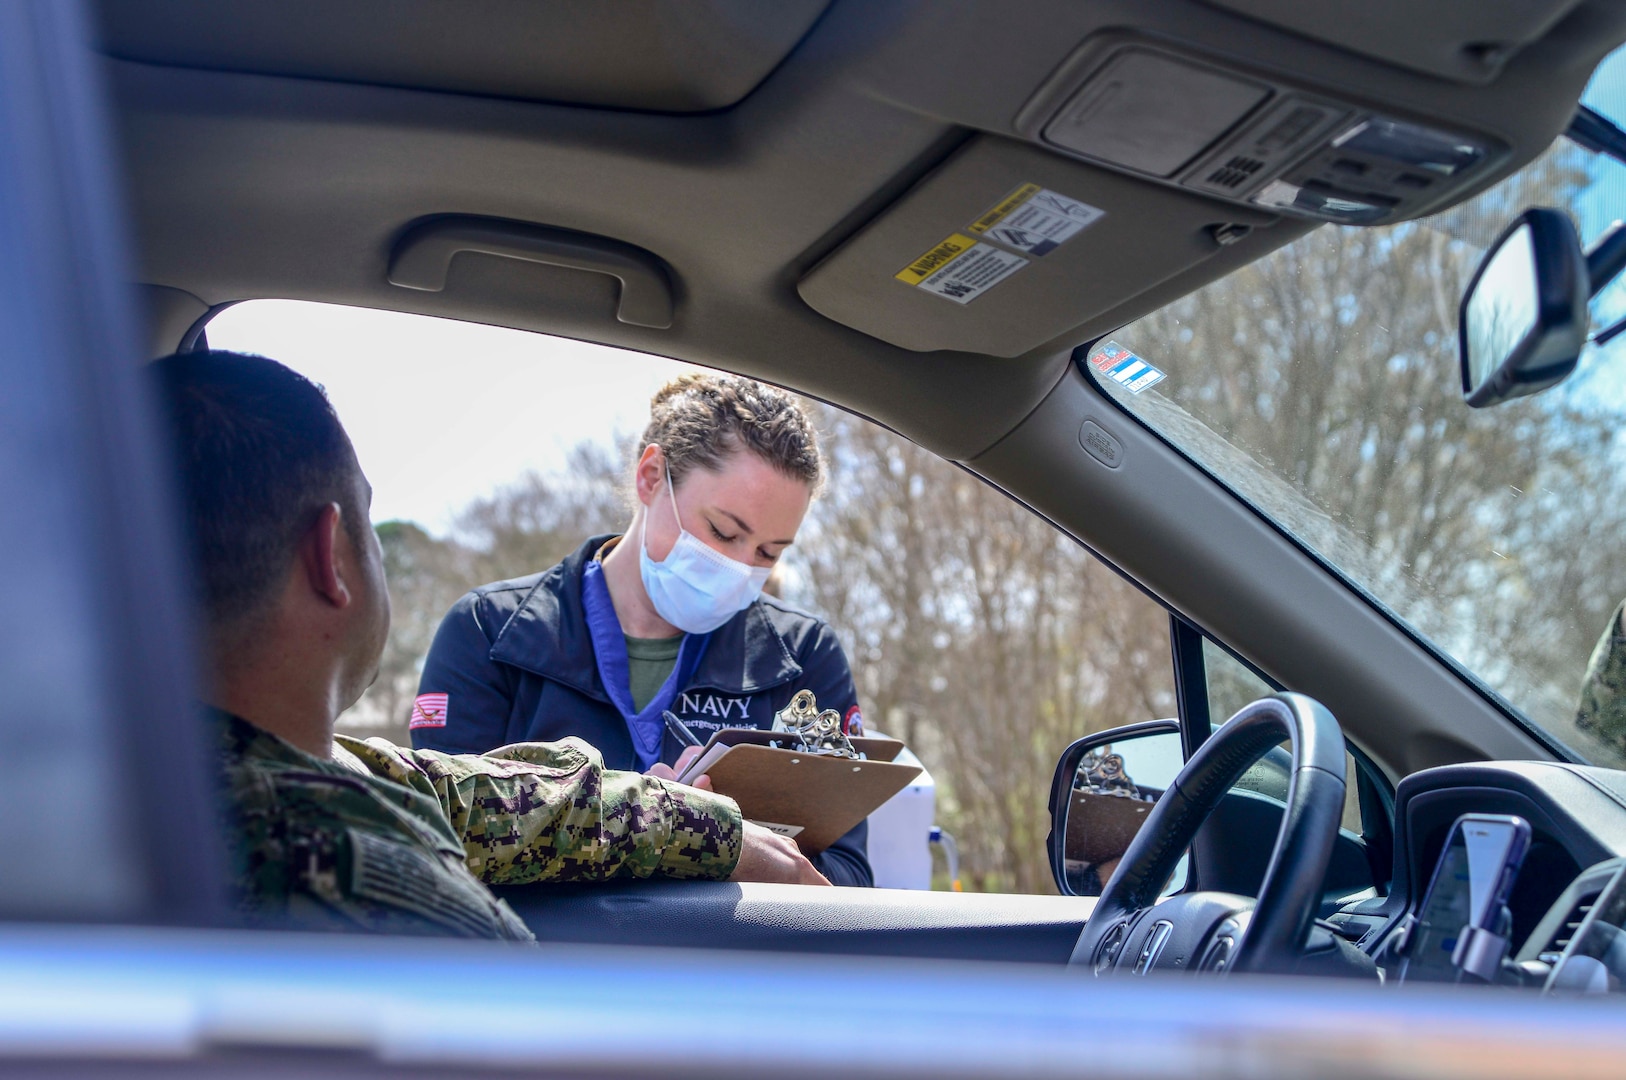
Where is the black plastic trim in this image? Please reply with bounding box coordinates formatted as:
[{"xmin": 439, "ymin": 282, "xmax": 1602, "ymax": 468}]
[{"xmin": 1171, "ymin": 615, "xmax": 1211, "ymax": 762}]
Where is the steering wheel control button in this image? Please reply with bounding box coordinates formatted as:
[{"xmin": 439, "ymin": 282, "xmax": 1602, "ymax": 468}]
[
  {"xmin": 1078, "ymin": 419, "xmax": 1123, "ymax": 468},
  {"xmin": 1198, "ymin": 916, "xmax": 1246, "ymax": 973},
  {"xmin": 1201, "ymin": 935, "xmax": 1236, "ymax": 973},
  {"xmin": 1132, "ymin": 920, "xmax": 1174, "ymax": 975},
  {"xmin": 1093, "ymin": 920, "xmax": 1130, "ymax": 975}
]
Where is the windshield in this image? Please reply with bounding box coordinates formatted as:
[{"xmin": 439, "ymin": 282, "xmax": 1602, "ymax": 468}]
[{"xmin": 1092, "ymin": 45, "xmax": 1626, "ymax": 767}]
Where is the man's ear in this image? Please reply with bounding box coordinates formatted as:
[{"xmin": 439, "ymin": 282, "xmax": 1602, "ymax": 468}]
[
  {"xmin": 633, "ymin": 443, "xmax": 666, "ymax": 507},
  {"xmin": 299, "ymin": 503, "xmax": 351, "ymax": 609}
]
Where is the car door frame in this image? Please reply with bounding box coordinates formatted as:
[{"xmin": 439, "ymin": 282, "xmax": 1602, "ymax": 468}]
[
  {"xmin": 0, "ymin": 0, "xmax": 223, "ymax": 927},
  {"xmin": 1171, "ymin": 615, "xmax": 1395, "ymax": 898}
]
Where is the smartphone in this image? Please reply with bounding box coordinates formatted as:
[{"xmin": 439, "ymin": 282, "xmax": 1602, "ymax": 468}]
[{"xmin": 1399, "ymin": 813, "xmax": 1532, "ymax": 983}]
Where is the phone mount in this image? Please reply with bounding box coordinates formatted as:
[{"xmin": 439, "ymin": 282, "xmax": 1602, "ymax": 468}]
[
  {"xmin": 1451, "ymin": 906, "xmax": 1513, "ymax": 982},
  {"xmin": 1386, "ymin": 904, "xmax": 1514, "ymax": 983}
]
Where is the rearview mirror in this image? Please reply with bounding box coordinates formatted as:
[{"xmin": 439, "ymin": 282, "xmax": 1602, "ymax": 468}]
[
  {"xmin": 1459, "ymin": 208, "xmax": 1588, "ymax": 408},
  {"xmin": 1046, "ymin": 720, "xmax": 1185, "ymax": 896}
]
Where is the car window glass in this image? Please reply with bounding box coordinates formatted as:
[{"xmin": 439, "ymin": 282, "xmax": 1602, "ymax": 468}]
[
  {"xmin": 1204, "ymin": 638, "xmax": 1276, "ymax": 725},
  {"xmin": 205, "ymin": 300, "xmax": 1177, "ymax": 895},
  {"xmin": 1203, "ymin": 641, "xmax": 1364, "ymax": 834},
  {"xmin": 1092, "ymin": 44, "xmax": 1626, "ymax": 768}
]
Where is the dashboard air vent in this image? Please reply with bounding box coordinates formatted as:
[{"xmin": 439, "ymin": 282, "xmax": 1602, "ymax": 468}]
[{"xmin": 1537, "ymin": 890, "xmax": 1599, "ymax": 964}]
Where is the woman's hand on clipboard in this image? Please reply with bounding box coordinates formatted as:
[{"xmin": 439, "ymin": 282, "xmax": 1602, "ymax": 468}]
[
  {"xmin": 647, "ymin": 747, "xmax": 830, "ymax": 886},
  {"xmin": 731, "ymin": 821, "xmax": 831, "ymax": 886}
]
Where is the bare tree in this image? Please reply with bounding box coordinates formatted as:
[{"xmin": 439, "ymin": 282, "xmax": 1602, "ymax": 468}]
[
  {"xmin": 1121, "ymin": 141, "xmax": 1626, "ymax": 763},
  {"xmin": 338, "ymin": 521, "xmax": 472, "ymax": 746},
  {"xmin": 338, "ymin": 442, "xmax": 630, "ymax": 745},
  {"xmin": 792, "ymin": 406, "xmax": 1176, "ymax": 892},
  {"xmin": 454, "ymin": 440, "xmax": 630, "ymax": 586}
]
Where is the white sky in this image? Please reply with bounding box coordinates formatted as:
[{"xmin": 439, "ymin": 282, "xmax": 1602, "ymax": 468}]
[{"xmin": 207, "ymin": 300, "xmax": 703, "ymax": 534}]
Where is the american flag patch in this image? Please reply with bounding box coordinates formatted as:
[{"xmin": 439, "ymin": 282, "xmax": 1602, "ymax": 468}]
[{"xmin": 410, "ymin": 693, "xmax": 449, "ymax": 729}]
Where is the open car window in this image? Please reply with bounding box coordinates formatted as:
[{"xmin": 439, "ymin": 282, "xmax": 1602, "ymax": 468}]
[
  {"xmin": 1089, "ymin": 45, "xmax": 1626, "ymax": 769},
  {"xmin": 206, "ymin": 300, "xmax": 1178, "ymax": 895}
]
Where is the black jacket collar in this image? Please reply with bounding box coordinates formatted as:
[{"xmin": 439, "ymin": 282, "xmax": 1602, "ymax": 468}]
[{"xmin": 486, "ymin": 534, "xmax": 802, "ymax": 698}]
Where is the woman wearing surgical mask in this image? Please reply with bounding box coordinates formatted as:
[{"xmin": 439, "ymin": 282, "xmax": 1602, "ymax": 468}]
[{"xmin": 413, "ymin": 374, "xmax": 871, "ymax": 886}]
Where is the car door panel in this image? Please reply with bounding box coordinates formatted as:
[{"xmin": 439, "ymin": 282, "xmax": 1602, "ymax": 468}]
[{"xmin": 492, "ymin": 881, "xmax": 1093, "ymax": 963}]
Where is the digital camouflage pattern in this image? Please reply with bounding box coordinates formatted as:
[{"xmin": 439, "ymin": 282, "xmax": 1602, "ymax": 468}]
[
  {"xmin": 217, "ymin": 710, "xmax": 744, "ymax": 939},
  {"xmin": 1576, "ymin": 600, "xmax": 1626, "ymax": 754}
]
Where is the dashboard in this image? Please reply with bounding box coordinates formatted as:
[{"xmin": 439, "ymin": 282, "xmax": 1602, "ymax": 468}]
[
  {"xmin": 1337, "ymin": 761, "xmax": 1626, "ymax": 989},
  {"xmin": 493, "ymin": 759, "xmax": 1626, "ymax": 988}
]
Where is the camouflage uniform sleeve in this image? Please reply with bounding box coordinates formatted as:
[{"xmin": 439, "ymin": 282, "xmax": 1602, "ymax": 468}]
[
  {"xmin": 335, "ymin": 735, "xmax": 744, "ymax": 884},
  {"xmin": 1576, "ymin": 600, "xmax": 1626, "ymax": 755}
]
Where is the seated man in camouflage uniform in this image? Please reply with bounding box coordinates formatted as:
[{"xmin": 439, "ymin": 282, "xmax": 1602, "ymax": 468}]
[
  {"xmin": 154, "ymin": 350, "xmax": 827, "ymax": 941},
  {"xmin": 1577, "ymin": 599, "xmax": 1626, "ymax": 757}
]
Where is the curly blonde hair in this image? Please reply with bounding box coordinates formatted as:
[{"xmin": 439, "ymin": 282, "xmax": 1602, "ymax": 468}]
[{"xmin": 640, "ymin": 373, "xmax": 822, "ymax": 491}]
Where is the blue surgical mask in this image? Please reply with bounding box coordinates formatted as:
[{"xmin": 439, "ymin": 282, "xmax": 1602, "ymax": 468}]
[{"xmin": 639, "ymin": 460, "xmax": 771, "ymax": 634}]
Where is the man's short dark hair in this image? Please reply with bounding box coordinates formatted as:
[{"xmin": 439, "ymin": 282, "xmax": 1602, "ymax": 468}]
[{"xmin": 152, "ymin": 350, "xmax": 366, "ymax": 628}]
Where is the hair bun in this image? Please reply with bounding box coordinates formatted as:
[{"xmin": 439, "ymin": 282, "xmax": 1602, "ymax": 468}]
[{"xmin": 640, "ymin": 372, "xmax": 822, "ymax": 490}]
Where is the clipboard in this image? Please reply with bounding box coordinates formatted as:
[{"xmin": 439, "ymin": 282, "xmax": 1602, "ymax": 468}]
[
  {"xmin": 677, "ymin": 727, "xmax": 921, "ymax": 854},
  {"xmin": 1065, "ymin": 791, "xmax": 1154, "ymax": 865}
]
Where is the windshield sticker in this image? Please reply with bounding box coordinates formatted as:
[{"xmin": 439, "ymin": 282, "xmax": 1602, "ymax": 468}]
[
  {"xmin": 895, "ymin": 232, "xmax": 1028, "ymax": 304},
  {"xmin": 970, "ymin": 183, "xmax": 1105, "ymax": 255},
  {"xmin": 1089, "ymin": 340, "xmax": 1167, "ymax": 394}
]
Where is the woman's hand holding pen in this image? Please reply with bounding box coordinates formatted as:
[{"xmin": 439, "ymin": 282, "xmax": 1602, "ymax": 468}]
[{"xmin": 645, "ymin": 745, "xmax": 712, "ymax": 791}]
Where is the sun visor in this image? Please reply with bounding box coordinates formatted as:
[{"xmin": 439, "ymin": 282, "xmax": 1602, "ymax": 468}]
[
  {"xmin": 797, "ymin": 137, "xmax": 1275, "ymax": 357},
  {"xmin": 94, "ymin": 0, "xmax": 831, "ymax": 112}
]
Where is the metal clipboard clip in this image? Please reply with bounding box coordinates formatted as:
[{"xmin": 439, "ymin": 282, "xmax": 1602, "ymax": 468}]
[{"xmin": 771, "ymin": 689, "xmax": 862, "ymax": 759}]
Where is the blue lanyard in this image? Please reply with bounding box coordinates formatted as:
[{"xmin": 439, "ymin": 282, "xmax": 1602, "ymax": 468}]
[{"xmin": 580, "ymin": 558, "xmax": 710, "ymax": 770}]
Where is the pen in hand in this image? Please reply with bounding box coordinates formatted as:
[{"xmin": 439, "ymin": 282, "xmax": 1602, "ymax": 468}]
[
  {"xmin": 663, "ymin": 709, "xmax": 703, "ymax": 748},
  {"xmin": 659, "ymin": 710, "xmax": 712, "ymax": 788}
]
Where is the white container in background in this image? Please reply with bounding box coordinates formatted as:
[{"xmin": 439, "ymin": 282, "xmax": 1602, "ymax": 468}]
[{"xmin": 863, "ymin": 744, "xmax": 935, "ymax": 889}]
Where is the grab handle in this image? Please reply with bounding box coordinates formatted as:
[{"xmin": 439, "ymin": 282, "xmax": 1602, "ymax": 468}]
[{"xmin": 387, "ymin": 217, "xmax": 674, "ymax": 329}]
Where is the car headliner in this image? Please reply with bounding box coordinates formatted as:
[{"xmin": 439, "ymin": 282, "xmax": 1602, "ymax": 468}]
[{"xmin": 102, "ymin": 0, "xmax": 1626, "ymax": 781}]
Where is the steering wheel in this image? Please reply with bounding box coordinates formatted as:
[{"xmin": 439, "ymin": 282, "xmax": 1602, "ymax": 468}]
[{"xmin": 1069, "ymin": 693, "xmax": 1346, "ymax": 976}]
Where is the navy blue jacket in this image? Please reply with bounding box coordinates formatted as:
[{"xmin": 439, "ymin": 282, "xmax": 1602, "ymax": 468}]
[{"xmin": 413, "ymin": 535, "xmax": 872, "ymax": 886}]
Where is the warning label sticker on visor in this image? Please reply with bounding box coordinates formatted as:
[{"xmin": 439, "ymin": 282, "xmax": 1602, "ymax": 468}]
[
  {"xmin": 971, "ymin": 183, "xmax": 1104, "ymax": 256},
  {"xmin": 896, "ymin": 232, "xmax": 1028, "ymax": 304}
]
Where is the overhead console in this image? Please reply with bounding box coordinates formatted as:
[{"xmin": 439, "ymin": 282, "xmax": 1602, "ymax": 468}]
[
  {"xmin": 794, "ymin": 0, "xmax": 1625, "ymax": 358},
  {"xmin": 799, "ymin": 26, "xmax": 1518, "ymax": 356},
  {"xmin": 1017, "ymin": 37, "xmax": 1504, "ymax": 229}
]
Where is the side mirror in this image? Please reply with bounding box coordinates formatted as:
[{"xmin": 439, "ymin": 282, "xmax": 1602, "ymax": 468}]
[
  {"xmin": 1046, "ymin": 720, "xmax": 1184, "ymax": 896},
  {"xmin": 1459, "ymin": 207, "xmax": 1588, "ymax": 408}
]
